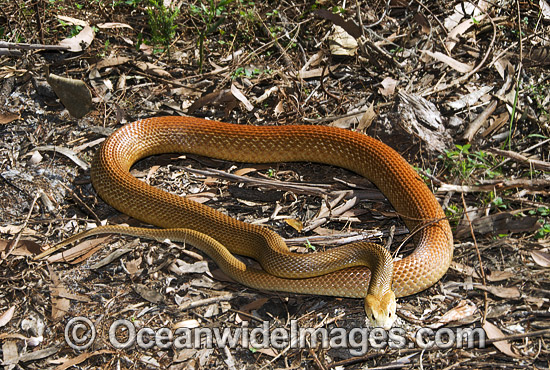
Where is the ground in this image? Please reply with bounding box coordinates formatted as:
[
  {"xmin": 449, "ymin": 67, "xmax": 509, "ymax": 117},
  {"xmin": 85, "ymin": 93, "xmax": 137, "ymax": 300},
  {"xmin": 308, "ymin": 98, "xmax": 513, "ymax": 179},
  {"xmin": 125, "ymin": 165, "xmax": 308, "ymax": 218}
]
[{"xmin": 0, "ymin": 0, "xmax": 549, "ymax": 369}]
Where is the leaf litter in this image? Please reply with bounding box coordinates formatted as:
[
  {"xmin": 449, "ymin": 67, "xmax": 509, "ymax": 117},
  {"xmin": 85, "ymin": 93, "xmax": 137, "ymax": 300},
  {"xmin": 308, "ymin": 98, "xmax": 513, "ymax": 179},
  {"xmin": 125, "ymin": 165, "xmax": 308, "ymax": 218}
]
[{"xmin": 0, "ymin": 1, "xmax": 549, "ymax": 369}]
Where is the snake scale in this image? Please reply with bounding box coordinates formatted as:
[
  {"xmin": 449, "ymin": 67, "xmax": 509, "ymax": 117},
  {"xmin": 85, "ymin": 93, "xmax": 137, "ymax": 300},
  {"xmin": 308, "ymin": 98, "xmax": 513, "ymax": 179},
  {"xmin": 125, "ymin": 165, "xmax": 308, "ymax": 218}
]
[{"xmin": 38, "ymin": 116, "xmax": 453, "ymax": 329}]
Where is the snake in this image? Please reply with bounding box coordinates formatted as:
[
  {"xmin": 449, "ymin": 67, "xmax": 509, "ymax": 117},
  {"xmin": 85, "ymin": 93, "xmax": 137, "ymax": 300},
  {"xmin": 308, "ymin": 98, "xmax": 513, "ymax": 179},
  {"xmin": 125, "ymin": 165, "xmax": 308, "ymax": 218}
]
[{"xmin": 36, "ymin": 116, "xmax": 453, "ymax": 329}]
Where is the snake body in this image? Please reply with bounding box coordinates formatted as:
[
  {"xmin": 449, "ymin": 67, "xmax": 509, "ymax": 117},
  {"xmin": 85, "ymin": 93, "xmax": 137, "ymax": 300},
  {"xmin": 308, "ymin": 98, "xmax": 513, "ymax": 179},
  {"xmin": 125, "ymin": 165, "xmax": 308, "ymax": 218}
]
[{"xmin": 46, "ymin": 116, "xmax": 453, "ymax": 328}]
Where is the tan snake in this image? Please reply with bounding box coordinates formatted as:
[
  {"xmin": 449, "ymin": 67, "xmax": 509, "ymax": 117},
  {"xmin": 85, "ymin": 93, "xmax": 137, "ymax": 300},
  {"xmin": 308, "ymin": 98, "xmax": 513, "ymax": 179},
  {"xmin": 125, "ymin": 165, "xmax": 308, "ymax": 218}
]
[{"xmin": 37, "ymin": 116, "xmax": 453, "ymax": 329}]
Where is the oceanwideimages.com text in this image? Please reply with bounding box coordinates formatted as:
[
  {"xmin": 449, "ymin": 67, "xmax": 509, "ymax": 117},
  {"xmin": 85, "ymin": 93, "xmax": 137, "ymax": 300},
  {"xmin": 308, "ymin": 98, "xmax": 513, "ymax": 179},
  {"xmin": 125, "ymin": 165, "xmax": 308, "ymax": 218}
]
[{"xmin": 65, "ymin": 317, "xmax": 486, "ymax": 355}]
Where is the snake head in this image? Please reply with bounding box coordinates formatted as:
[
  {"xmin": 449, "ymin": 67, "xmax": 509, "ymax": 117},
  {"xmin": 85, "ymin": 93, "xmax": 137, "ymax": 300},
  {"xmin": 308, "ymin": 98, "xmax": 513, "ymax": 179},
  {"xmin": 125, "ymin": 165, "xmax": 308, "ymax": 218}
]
[{"xmin": 364, "ymin": 290, "xmax": 397, "ymax": 330}]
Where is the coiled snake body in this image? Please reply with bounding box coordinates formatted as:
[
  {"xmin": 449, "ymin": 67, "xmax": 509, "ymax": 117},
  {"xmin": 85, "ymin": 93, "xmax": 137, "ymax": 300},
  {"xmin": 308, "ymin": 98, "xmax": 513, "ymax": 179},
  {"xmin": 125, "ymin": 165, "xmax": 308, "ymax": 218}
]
[{"xmin": 39, "ymin": 116, "xmax": 453, "ymax": 329}]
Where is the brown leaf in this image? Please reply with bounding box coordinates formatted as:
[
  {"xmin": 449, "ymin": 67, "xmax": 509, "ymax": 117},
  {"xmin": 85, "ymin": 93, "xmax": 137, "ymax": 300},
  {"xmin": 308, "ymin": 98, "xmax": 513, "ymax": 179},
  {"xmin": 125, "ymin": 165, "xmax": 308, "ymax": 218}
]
[
  {"xmin": 421, "ymin": 50, "xmax": 473, "ymax": 73},
  {"xmin": 526, "ymin": 47, "xmax": 550, "ymax": 66},
  {"xmin": 93, "ymin": 56, "xmax": 131, "ymax": 70},
  {"xmin": 125, "ymin": 256, "xmax": 142, "ymax": 275},
  {"xmin": 379, "ymin": 77, "xmax": 397, "ymax": 97},
  {"xmin": 234, "ymin": 167, "xmax": 258, "ymax": 176},
  {"xmin": 96, "ymin": 22, "xmax": 133, "ymax": 30},
  {"xmin": 285, "ymin": 218, "xmax": 304, "ymax": 232},
  {"xmin": 58, "ymin": 25, "xmax": 95, "ymax": 52},
  {"xmin": 0, "ymin": 225, "xmax": 37, "ymax": 235},
  {"xmin": 231, "ymin": 83, "xmax": 253, "ymax": 111},
  {"xmin": 329, "ymin": 25, "xmax": 358, "ymax": 56},
  {"xmin": 430, "ymin": 300, "xmax": 477, "ymax": 328},
  {"xmin": 296, "ymin": 65, "xmax": 338, "ymax": 79},
  {"xmin": 46, "ymin": 236, "xmax": 110, "ymax": 263},
  {"xmin": 240, "ymin": 298, "xmax": 269, "ymax": 313},
  {"xmin": 48, "ymin": 266, "xmax": 70, "ymax": 320},
  {"xmin": 477, "ymin": 285, "xmax": 521, "ymax": 299},
  {"xmin": 134, "ymin": 61, "xmax": 172, "ymax": 78},
  {"xmin": 0, "ymin": 306, "xmax": 15, "ymax": 328},
  {"xmin": 133, "ymin": 283, "xmax": 164, "ymax": 304},
  {"xmin": 172, "ymin": 319, "xmax": 200, "ymax": 330},
  {"xmin": 187, "ymin": 89, "xmax": 237, "ymax": 115},
  {"xmin": 486, "ymin": 270, "xmax": 515, "ymax": 282},
  {"xmin": 531, "ymin": 250, "xmax": 550, "ymax": 267},
  {"xmin": 186, "ymin": 191, "xmax": 217, "ymax": 204},
  {"xmin": 314, "ymin": 9, "xmax": 361, "ymax": 38},
  {"xmin": 53, "ymin": 349, "xmax": 114, "ymax": 370},
  {"xmin": 0, "ymin": 239, "xmax": 41, "ymax": 256},
  {"xmin": 357, "ymin": 103, "xmax": 376, "ymax": 132},
  {"xmin": 0, "ymin": 112, "xmax": 20, "ymax": 124},
  {"xmin": 456, "ymin": 212, "xmax": 541, "ymax": 238},
  {"xmin": 57, "ymin": 15, "xmax": 88, "ymax": 26},
  {"xmin": 450, "ymin": 261, "xmax": 481, "ymax": 279},
  {"xmin": 482, "ymin": 321, "xmax": 519, "ymax": 358},
  {"xmin": 413, "ymin": 12, "xmax": 431, "ymax": 34},
  {"xmin": 46, "ymin": 73, "xmax": 93, "ymax": 118}
]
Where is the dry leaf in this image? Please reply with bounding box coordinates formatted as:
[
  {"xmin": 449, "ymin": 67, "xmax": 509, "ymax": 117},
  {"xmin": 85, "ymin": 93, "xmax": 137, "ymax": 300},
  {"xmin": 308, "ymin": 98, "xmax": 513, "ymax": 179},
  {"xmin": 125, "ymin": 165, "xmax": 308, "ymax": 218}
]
[
  {"xmin": 29, "ymin": 150, "xmax": 43, "ymax": 165},
  {"xmin": 240, "ymin": 298, "xmax": 269, "ymax": 313},
  {"xmin": 482, "ymin": 321, "xmax": 519, "ymax": 358},
  {"xmin": 379, "ymin": 77, "xmax": 397, "ymax": 97},
  {"xmin": 285, "ymin": 218, "xmax": 304, "ymax": 232},
  {"xmin": 421, "ymin": 50, "xmax": 473, "ymax": 73},
  {"xmin": 234, "ymin": 167, "xmax": 258, "ymax": 176},
  {"xmin": 296, "ymin": 65, "xmax": 338, "ymax": 79},
  {"xmin": 0, "ymin": 225, "xmax": 36, "ymax": 236},
  {"xmin": 54, "ymin": 349, "xmax": 114, "ymax": 370},
  {"xmin": 96, "ymin": 22, "xmax": 133, "ymax": 29},
  {"xmin": 274, "ymin": 100, "xmax": 284, "ymax": 115},
  {"xmin": 46, "ymin": 73, "xmax": 93, "ymax": 118},
  {"xmin": 486, "ymin": 270, "xmax": 515, "ymax": 282},
  {"xmin": 134, "ymin": 283, "xmax": 163, "ymax": 304},
  {"xmin": 186, "ymin": 191, "xmax": 217, "ymax": 204},
  {"xmin": 2, "ymin": 340, "xmax": 18, "ymax": 367},
  {"xmin": 447, "ymin": 86, "xmax": 493, "ymax": 110},
  {"xmin": 450, "ymin": 261, "xmax": 481, "ymax": 279},
  {"xmin": 329, "ymin": 111, "xmax": 363, "ymax": 129},
  {"xmin": 413, "ymin": 12, "xmax": 430, "ymax": 34},
  {"xmin": 125, "ymin": 256, "xmax": 142, "ymax": 275},
  {"xmin": 329, "ymin": 25, "xmax": 358, "ymax": 56},
  {"xmin": 0, "ymin": 112, "xmax": 20, "ymax": 124},
  {"xmin": 48, "ymin": 266, "xmax": 70, "ymax": 320},
  {"xmin": 59, "ymin": 25, "xmax": 95, "ymax": 52},
  {"xmin": 0, "ymin": 306, "xmax": 15, "ymax": 328},
  {"xmin": 444, "ymin": 3, "xmax": 485, "ymax": 51},
  {"xmin": 531, "ymin": 250, "xmax": 550, "ymax": 267},
  {"xmin": 494, "ymin": 58, "xmax": 513, "ymax": 80},
  {"xmin": 187, "ymin": 89, "xmax": 237, "ymax": 115},
  {"xmin": 541, "ymin": 0, "xmax": 550, "ymax": 20},
  {"xmin": 357, "ymin": 103, "xmax": 376, "ymax": 132},
  {"xmin": 57, "ymin": 15, "xmax": 88, "ymax": 27},
  {"xmin": 253, "ymin": 86, "xmax": 278, "ymax": 103},
  {"xmin": 430, "ymin": 300, "xmax": 477, "ymax": 328},
  {"xmin": 46, "ymin": 236, "xmax": 110, "ymax": 263},
  {"xmin": 134, "ymin": 61, "xmax": 172, "ymax": 78},
  {"xmin": 169, "ymin": 260, "xmax": 210, "ymax": 275},
  {"xmin": 230, "ymin": 83, "xmax": 254, "ymax": 111},
  {"xmin": 93, "ymin": 56, "xmax": 131, "ymax": 70},
  {"xmin": 477, "ymin": 285, "xmax": 521, "ymax": 299},
  {"xmin": 172, "ymin": 319, "xmax": 200, "ymax": 330},
  {"xmin": 526, "ymin": 47, "xmax": 550, "ymax": 67},
  {"xmin": 254, "ymin": 347, "xmax": 278, "ymax": 357},
  {"xmin": 0, "ymin": 239, "xmax": 41, "ymax": 256},
  {"xmin": 314, "ymin": 9, "xmax": 361, "ymax": 38}
]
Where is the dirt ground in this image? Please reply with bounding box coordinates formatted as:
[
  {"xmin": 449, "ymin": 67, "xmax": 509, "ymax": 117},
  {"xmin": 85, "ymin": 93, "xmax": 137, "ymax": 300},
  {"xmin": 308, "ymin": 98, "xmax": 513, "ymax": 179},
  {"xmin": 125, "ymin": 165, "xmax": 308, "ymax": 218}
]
[{"xmin": 0, "ymin": 0, "xmax": 549, "ymax": 369}]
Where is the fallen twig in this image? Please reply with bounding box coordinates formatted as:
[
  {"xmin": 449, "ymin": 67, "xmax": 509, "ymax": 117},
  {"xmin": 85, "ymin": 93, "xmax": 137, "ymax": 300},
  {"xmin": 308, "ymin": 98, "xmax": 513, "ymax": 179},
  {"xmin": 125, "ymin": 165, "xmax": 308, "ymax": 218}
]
[{"xmin": 487, "ymin": 148, "xmax": 550, "ymax": 171}]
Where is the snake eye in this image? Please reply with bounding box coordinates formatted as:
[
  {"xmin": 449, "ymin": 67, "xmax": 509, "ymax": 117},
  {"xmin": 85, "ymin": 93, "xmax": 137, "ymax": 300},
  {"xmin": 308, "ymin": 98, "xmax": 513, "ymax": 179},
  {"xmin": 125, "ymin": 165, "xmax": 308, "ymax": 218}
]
[{"xmin": 389, "ymin": 312, "xmax": 392, "ymax": 317}]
